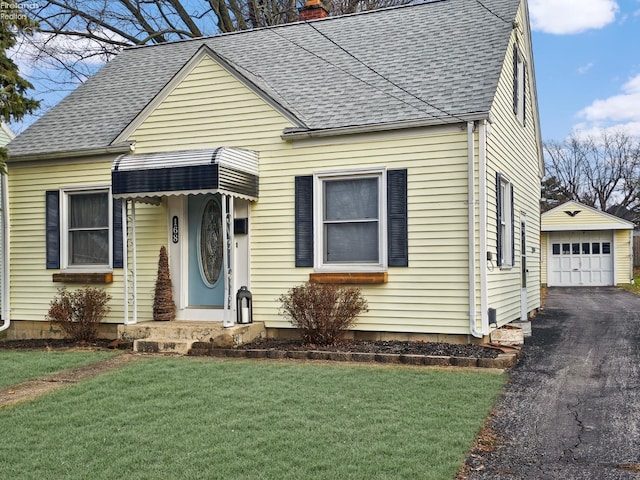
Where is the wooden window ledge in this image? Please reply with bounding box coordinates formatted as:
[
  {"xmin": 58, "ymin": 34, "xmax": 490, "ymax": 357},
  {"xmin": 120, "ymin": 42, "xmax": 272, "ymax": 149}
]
[
  {"xmin": 52, "ymin": 272, "xmax": 113, "ymax": 284},
  {"xmin": 309, "ymin": 272, "xmax": 387, "ymax": 284}
]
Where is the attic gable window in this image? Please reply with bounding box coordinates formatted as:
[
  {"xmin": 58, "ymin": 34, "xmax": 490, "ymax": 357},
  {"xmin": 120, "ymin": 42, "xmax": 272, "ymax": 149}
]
[
  {"xmin": 496, "ymin": 173, "xmax": 515, "ymax": 269},
  {"xmin": 513, "ymin": 45, "xmax": 526, "ymax": 126}
]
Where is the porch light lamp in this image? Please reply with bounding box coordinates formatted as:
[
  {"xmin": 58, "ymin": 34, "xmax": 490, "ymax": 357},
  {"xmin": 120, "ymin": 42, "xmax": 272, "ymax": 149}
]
[{"xmin": 236, "ymin": 286, "xmax": 253, "ymax": 324}]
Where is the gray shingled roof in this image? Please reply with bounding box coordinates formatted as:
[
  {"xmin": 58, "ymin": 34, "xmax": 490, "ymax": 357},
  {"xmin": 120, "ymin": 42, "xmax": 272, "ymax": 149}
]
[{"xmin": 8, "ymin": 0, "xmax": 520, "ymax": 158}]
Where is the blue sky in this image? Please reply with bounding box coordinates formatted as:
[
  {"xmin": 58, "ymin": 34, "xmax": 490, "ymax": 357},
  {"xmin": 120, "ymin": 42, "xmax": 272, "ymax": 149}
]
[
  {"xmin": 8, "ymin": 0, "xmax": 640, "ymax": 142},
  {"xmin": 530, "ymin": 0, "xmax": 640, "ymax": 140}
]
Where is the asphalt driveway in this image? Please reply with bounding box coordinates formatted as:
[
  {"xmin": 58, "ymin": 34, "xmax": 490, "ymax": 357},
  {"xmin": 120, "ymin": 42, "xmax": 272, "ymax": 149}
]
[{"xmin": 464, "ymin": 287, "xmax": 640, "ymax": 479}]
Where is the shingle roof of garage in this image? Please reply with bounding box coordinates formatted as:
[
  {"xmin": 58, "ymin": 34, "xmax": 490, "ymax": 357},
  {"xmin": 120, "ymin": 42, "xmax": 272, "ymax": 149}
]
[{"xmin": 8, "ymin": 0, "xmax": 520, "ymax": 159}]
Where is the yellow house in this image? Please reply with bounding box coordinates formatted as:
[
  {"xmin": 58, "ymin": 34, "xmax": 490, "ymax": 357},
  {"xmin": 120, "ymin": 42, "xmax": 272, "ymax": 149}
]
[
  {"xmin": 541, "ymin": 200, "xmax": 634, "ymax": 287},
  {"xmin": 4, "ymin": 0, "xmax": 543, "ymax": 344}
]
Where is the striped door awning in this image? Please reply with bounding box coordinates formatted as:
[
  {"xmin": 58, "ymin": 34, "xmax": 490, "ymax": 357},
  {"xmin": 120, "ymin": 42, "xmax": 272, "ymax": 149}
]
[{"xmin": 111, "ymin": 147, "xmax": 259, "ymax": 200}]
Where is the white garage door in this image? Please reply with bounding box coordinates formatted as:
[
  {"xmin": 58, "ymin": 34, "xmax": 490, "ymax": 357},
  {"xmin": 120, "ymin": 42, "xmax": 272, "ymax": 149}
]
[{"xmin": 548, "ymin": 231, "xmax": 613, "ymax": 286}]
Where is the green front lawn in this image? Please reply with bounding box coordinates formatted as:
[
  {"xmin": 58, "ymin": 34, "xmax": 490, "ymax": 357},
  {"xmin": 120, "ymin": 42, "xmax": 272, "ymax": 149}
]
[
  {"xmin": 0, "ymin": 350, "xmax": 119, "ymax": 388},
  {"xmin": 0, "ymin": 357, "xmax": 504, "ymax": 480}
]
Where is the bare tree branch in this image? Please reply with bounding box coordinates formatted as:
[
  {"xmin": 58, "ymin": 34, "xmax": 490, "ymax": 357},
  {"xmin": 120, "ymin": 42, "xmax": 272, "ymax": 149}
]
[{"xmin": 543, "ymin": 130, "xmax": 640, "ymax": 222}]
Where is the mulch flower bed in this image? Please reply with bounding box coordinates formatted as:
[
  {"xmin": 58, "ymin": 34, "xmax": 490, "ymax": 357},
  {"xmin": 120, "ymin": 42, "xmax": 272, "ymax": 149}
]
[
  {"xmin": 0, "ymin": 337, "xmax": 519, "ymax": 369},
  {"xmin": 235, "ymin": 338, "xmax": 500, "ymax": 358},
  {"xmin": 190, "ymin": 338, "xmax": 518, "ymax": 369},
  {"xmin": 0, "ymin": 339, "xmax": 114, "ymax": 350}
]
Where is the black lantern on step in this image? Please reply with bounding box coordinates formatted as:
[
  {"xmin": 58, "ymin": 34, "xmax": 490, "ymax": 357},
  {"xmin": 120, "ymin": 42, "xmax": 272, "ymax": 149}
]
[{"xmin": 236, "ymin": 286, "xmax": 253, "ymax": 324}]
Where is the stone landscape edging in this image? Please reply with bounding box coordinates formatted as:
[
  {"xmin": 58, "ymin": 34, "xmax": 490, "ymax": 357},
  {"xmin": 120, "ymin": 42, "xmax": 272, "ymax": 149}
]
[{"xmin": 187, "ymin": 343, "xmax": 517, "ymax": 369}]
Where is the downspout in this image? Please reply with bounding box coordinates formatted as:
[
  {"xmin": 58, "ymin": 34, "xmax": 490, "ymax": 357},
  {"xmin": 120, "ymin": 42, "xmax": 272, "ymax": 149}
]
[
  {"xmin": 630, "ymin": 230, "xmax": 634, "ymax": 284},
  {"xmin": 0, "ymin": 173, "xmax": 10, "ymax": 331},
  {"xmin": 468, "ymin": 121, "xmax": 482, "ymax": 338},
  {"xmin": 122, "ymin": 200, "xmax": 130, "ymax": 325},
  {"xmin": 478, "ymin": 120, "xmax": 489, "ymax": 335}
]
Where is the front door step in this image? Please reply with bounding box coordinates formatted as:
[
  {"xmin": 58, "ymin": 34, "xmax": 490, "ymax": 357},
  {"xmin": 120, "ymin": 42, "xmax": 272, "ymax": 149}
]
[{"xmin": 118, "ymin": 322, "xmax": 266, "ymax": 354}]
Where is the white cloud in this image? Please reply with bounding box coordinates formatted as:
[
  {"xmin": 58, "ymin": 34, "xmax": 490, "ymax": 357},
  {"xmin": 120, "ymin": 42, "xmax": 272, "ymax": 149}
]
[
  {"xmin": 9, "ymin": 30, "xmax": 124, "ymax": 78},
  {"xmin": 530, "ymin": 0, "xmax": 619, "ymax": 34},
  {"xmin": 577, "ymin": 62, "xmax": 594, "ymax": 74},
  {"xmin": 574, "ymin": 74, "xmax": 640, "ymax": 137}
]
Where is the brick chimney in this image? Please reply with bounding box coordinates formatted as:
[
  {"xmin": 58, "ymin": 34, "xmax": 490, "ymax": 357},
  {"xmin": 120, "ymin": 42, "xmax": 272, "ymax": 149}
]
[{"xmin": 299, "ymin": 0, "xmax": 329, "ymax": 21}]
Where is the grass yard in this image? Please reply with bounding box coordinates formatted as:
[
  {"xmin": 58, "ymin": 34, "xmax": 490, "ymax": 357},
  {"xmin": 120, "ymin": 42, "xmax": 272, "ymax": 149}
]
[
  {"xmin": 0, "ymin": 350, "xmax": 119, "ymax": 388},
  {"xmin": 0, "ymin": 357, "xmax": 505, "ymax": 480},
  {"xmin": 621, "ymin": 268, "xmax": 640, "ymax": 295}
]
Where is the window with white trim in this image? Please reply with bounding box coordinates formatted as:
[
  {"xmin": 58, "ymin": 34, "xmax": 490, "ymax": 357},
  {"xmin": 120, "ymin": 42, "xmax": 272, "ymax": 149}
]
[
  {"xmin": 61, "ymin": 188, "xmax": 112, "ymax": 269},
  {"xmin": 497, "ymin": 174, "xmax": 514, "ymax": 268},
  {"xmin": 314, "ymin": 169, "xmax": 386, "ymax": 271}
]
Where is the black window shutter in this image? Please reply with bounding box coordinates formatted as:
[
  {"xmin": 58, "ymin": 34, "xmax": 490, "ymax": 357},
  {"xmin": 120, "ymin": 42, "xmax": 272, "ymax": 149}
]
[
  {"xmin": 496, "ymin": 173, "xmax": 503, "ymax": 267},
  {"xmin": 387, "ymin": 169, "xmax": 408, "ymax": 267},
  {"xmin": 511, "ymin": 183, "xmax": 515, "ymax": 267},
  {"xmin": 295, "ymin": 176, "xmax": 314, "ymax": 267},
  {"xmin": 113, "ymin": 198, "xmax": 123, "ymax": 268},
  {"xmin": 513, "ymin": 47, "xmax": 519, "ymax": 115},
  {"xmin": 45, "ymin": 190, "xmax": 60, "ymax": 269}
]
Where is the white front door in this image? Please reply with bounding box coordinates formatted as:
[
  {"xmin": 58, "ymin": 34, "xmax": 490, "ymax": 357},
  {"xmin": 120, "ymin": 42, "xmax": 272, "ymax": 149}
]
[{"xmin": 548, "ymin": 231, "xmax": 613, "ymax": 286}]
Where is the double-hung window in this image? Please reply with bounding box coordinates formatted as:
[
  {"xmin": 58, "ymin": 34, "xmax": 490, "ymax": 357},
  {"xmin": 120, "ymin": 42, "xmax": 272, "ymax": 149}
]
[
  {"xmin": 294, "ymin": 168, "xmax": 408, "ymax": 271},
  {"xmin": 64, "ymin": 189, "xmax": 111, "ymax": 267},
  {"xmin": 46, "ymin": 186, "xmax": 121, "ymax": 271},
  {"xmin": 317, "ymin": 170, "xmax": 385, "ymax": 270},
  {"xmin": 497, "ymin": 173, "xmax": 515, "ymax": 268}
]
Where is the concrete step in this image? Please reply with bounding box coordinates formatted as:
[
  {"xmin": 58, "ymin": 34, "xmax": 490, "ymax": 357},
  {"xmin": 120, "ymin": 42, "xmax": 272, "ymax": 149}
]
[
  {"xmin": 120, "ymin": 321, "xmax": 266, "ymax": 354},
  {"xmin": 134, "ymin": 339, "xmax": 194, "ymax": 355},
  {"xmin": 118, "ymin": 321, "xmax": 226, "ymax": 343}
]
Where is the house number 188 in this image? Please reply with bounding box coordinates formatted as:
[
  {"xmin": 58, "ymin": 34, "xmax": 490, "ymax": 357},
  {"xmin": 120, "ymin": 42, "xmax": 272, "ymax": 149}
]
[{"xmin": 172, "ymin": 216, "xmax": 179, "ymax": 243}]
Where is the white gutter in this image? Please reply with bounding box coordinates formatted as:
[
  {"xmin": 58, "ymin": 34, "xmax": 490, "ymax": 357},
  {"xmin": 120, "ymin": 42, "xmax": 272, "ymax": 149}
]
[
  {"xmin": 131, "ymin": 201, "xmax": 138, "ymax": 324},
  {"xmin": 467, "ymin": 121, "xmax": 482, "ymax": 338},
  {"xmin": 478, "ymin": 120, "xmax": 489, "ymax": 335},
  {"xmin": 281, "ymin": 113, "xmax": 493, "ymax": 140},
  {"xmin": 7, "ymin": 144, "xmax": 132, "ymax": 163},
  {"xmin": 0, "ymin": 173, "xmax": 10, "ymax": 331},
  {"xmin": 631, "ymin": 230, "xmax": 634, "ymax": 284}
]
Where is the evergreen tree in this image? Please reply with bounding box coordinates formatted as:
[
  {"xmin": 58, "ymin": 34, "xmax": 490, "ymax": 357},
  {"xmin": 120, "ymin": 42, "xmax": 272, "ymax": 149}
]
[
  {"xmin": 0, "ymin": 12, "xmax": 40, "ymax": 123},
  {"xmin": 0, "ymin": 10, "xmax": 40, "ymax": 169}
]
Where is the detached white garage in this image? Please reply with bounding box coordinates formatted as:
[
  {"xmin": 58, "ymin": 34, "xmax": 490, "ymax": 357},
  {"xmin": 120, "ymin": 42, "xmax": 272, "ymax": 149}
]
[{"xmin": 541, "ymin": 201, "xmax": 634, "ymax": 287}]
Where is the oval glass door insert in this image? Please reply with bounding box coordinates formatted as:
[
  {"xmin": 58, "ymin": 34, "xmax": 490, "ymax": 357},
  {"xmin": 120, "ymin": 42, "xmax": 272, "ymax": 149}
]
[{"xmin": 198, "ymin": 197, "xmax": 223, "ymax": 287}]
